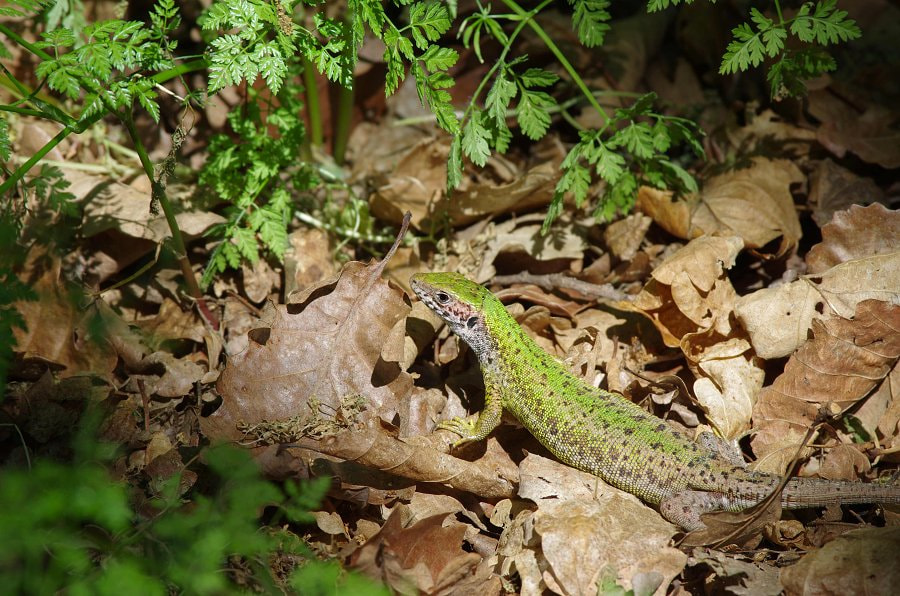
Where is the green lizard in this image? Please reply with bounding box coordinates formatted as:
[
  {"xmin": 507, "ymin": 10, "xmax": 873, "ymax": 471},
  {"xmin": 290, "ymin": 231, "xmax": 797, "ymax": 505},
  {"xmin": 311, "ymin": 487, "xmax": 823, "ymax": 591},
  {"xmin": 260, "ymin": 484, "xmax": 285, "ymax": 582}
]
[{"xmin": 410, "ymin": 272, "xmax": 900, "ymax": 531}]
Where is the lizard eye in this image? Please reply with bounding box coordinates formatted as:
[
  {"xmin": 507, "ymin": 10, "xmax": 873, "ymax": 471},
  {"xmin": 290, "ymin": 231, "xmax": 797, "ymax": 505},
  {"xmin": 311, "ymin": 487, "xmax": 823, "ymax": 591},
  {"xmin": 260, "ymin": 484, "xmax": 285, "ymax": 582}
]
[{"xmin": 435, "ymin": 291, "xmax": 451, "ymax": 304}]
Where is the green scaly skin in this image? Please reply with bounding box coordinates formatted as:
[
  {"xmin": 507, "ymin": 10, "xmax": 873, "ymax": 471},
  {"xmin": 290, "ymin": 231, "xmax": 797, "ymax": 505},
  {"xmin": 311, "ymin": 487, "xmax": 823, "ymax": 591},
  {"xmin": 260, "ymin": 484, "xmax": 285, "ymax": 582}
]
[{"xmin": 410, "ymin": 272, "xmax": 900, "ymax": 530}]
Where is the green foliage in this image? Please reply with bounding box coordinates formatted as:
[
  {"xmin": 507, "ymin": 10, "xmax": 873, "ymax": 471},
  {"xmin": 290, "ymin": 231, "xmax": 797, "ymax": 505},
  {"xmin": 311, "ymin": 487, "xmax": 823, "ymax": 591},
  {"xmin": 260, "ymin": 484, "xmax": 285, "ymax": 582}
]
[
  {"xmin": 0, "ymin": 0, "xmax": 51, "ymax": 18},
  {"xmin": 0, "ymin": 220, "xmax": 34, "ymax": 396},
  {"xmin": 650, "ymin": 0, "xmax": 860, "ymax": 99},
  {"xmin": 0, "ymin": 425, "xmax": 379, "ymax": 594},
  {"xmin": 546, "ymin": 93, "xmax": 702, "ymax": 230},
  {"xmin": 569, "ymin": 0, "xmax": 611, "ymax": 48},
  {"xmin": 0, "ymin": 115, "xmax": 10, "ymax": 162},
  {"xmin": 451, "ymin": 4, "xmax": 703, "ymax": 229},
  {"xmin": 199, "ymin": 76, "xmax": 315, "ymax": 288},
  {"xmin": 34, "ymin": 0, "xmax": 181, "ymax": 122}
]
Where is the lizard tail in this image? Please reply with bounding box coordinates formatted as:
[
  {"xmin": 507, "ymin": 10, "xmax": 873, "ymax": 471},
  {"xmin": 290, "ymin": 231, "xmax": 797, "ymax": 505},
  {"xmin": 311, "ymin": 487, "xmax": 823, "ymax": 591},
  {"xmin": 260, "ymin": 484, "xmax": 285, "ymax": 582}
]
[{"xmin": 782, "ymin": 476, "xmax": 900, "ymax": 509}]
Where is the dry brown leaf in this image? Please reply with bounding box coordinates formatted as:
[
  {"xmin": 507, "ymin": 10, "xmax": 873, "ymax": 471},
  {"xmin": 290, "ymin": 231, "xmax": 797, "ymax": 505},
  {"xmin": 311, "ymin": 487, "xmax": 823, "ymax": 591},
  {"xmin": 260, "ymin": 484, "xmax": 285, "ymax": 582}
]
[
  {"xmin": 690, "ymin": 337, "xmax": 764, "ymax": 440},
  {"xmin": 688, "ymin": 548, "xmax": 782, "ymax": 596},
  {"xmin": 806, "ymin": 203, "xmax": 899, "ymax": 275},
  {"xmin": 370, "ymin": 138, "xmax": 560, "ymax": 231},
  {"xmin": 511, "ymin": 454, "xmax": 684, "ymax": 595},
  {"xmin": 736, "ymin": 252, "xmax": 900, "ymax": 359},
  {"xmin": 604, "ymin": 213, "xmax": 652, "ymax": 261},
  {"xmin": 807, "ymin": 160, "xmax": 887, "ymax": 228},
  {"xmin": 725, "ymin": 109, "xmax": 817, "ymax": 155},
  {"xmin": 80, "ymin": 174, "xmax": 224, "ymax": 242},
  {"xmin": 137, "ymin": 298, "xmax": 206, "ymax": 345},
  {"xmin": 853, "ymin": 364, "xmax": 900, "ymax": 448},
  {"xmin": 283, "ymin": 227, "xmax": 337, "ymax": 296},
  {"xmin": 637, "ymin": 159, "xmax": 804, "ymax": 257},
  {"xmin": 351, "ymin": 505, "xmax": 490, "ymax": 595},
  {"xmin": 13, "ymin": 253, "xmax": 117, "ymax": 379},
  {"xmin": 751, "ymin": 300, "xmax": 900, "ymax": 474},
  {"xmin": 808, "ymin": 91, "xmax": 900, "ymax": 169},
  {"xmin": 241, "ymin": 259, "xmax": 279, "ymax": 303},
  {"xmin": 779, "ymin": 527, "xmax": 900, "ymax": 595},
  {"xmin": 287, "ymin": 419, "xmax": 517, "ymax": 500},
  {"xmin": 203, "ymin": 260, "xmax": 411, "ymax": 440}
]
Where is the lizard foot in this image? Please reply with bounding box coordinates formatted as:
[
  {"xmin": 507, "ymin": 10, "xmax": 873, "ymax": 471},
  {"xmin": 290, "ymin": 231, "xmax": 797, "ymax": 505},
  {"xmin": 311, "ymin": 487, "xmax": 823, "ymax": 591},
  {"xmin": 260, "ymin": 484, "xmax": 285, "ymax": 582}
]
[{"xmin": 436, "ymin": 416, "xmax": 480, "ymax": 449}]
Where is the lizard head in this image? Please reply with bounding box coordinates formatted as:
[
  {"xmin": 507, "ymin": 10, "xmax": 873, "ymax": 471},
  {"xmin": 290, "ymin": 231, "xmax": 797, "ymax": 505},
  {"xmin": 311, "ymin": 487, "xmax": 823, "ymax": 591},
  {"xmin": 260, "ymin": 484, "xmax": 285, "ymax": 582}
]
[{"xmin": 410, "ymin": 272, "xmax": 495, "ymax": 338}]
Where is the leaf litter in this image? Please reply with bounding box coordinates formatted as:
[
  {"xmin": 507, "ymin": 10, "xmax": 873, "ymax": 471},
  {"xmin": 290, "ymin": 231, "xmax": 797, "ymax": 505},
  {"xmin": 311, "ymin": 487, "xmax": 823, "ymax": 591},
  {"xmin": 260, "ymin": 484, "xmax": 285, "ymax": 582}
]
[{"xmin": 4, "ymin": 2, "xmax": 900, "ymax": 594}]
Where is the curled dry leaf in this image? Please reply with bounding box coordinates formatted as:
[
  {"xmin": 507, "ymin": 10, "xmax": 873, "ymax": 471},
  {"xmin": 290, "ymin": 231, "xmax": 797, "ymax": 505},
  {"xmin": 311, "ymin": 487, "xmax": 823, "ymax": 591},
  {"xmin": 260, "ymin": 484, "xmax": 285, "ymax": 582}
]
[
  {"xmin": 631, "ymin": 236, "xmax": 764, "ymax": 438},
  {"xmin": 691, "ymin": 337, "xmax": 764, "ymax": 440},
  {"xmin": 631, "ymin": 235, "xmax": 744, "ymax": 344},
  {"xmin": 636, "ymin": 159, "xmax": 804, "ymax": 257},
  {"xmin": 779, "ymin": 527, "xmax": 900, "ymax": 595},
  {"xmin": 806, "ymin": 203, "xmax": 899, "ymax": 275},
  {"xmin": 751, "ymin": 300, "xmax": 900, "ymax": 474},
  {"xmin": 736, "ymin": 252, "xmax": 900, "ymax": 359},
  {"xmin": 290, "ymin": 418, "xmax": 517, "ymax": 500},
  {"xmin": 203, "ymin": 260, "xmax": 412, "ymax": 441}
]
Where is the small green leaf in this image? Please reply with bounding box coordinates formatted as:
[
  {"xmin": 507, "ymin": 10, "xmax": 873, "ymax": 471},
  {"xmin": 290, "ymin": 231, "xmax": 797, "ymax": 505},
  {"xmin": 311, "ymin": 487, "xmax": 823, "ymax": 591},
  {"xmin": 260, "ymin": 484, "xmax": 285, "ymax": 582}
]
[{"xmin": 462, "ymin": 109, "xmax": 491, "ymax": 167}]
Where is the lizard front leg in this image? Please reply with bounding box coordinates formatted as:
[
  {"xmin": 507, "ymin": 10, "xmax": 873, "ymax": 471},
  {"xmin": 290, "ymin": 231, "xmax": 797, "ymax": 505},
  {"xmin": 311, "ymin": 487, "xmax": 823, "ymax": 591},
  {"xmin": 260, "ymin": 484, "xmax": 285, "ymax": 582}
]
[{"xmin": 437, "ymin": 386, "xmax": 503, "ymax": 449}]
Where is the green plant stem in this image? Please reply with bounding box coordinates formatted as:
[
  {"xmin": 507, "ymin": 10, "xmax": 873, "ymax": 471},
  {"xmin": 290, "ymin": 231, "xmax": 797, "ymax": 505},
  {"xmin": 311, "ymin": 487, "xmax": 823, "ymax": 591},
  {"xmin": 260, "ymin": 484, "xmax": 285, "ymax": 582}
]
[
  {"xmin": 774, "ymin": 0, "xmax": 785, "ymax": 25},
  {"xmin": 302, "ymin": 59, "xmax": 323, "ymax": 147},
  {"xmin": 120, "ymin": 112, "xmax": 216, "ymax": 326},
  {"xmin": 0, "ymin": 22, "xmax": 216, "ymax": 324},
  {"xmin": 0, "ymin": 104, "xmax": 45, "ymax": 118},
  {"xmin": 500, "ymin": 0, "xmax": 609, "ymax": 125},
  {"xmin": 0, "ymin": 116, "xmax": 101, "ymax": 196},
  {"xmin": 332, "ymin": 81, "xmax": 353, "ymax": 165}
]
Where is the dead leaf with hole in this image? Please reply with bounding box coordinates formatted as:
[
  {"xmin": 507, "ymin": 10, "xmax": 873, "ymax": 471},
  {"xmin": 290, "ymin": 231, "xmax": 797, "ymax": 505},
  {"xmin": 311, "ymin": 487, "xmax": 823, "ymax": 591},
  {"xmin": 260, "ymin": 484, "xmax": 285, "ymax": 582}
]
[
  {"xmin": 637, "ymin": 159, "xmax": 804, "ymax": 257},
  {"xmin": 779, "ymin": 526, "xmax": 900, "ymax": 595},
  {"xmin": 806, "ymin": 203, "xmax": 899, "ymax": 275},
  {"xmin": 736, "ymin": 252, "xmax": 900, "ymax": 359},
  {"xmin": 202, "ymin": 260, "xmax": 412, "ymax": 441},
  {"xmin": 751, "ymin": 300, "xmax": 900, "ymax": 474}
]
